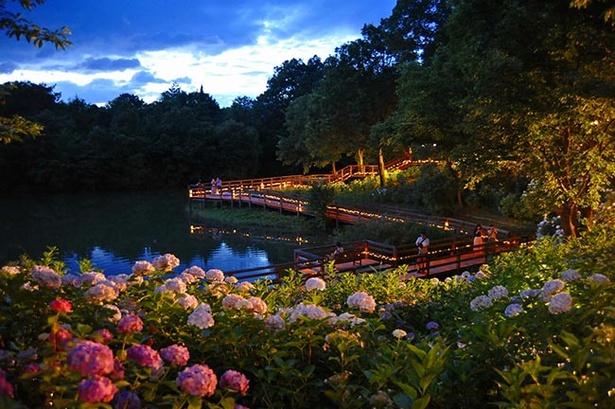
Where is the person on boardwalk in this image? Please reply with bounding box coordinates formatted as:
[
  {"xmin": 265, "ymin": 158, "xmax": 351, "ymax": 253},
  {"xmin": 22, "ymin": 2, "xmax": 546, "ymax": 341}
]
[
  {"xmin": 415, "ymin": 232, "xmax": 430, "ymax": 273},
  {"xmin": 486, "ymin": 223, "xmax": 498, "ymax": 253},
  {"xmin": 216, "ymin": 177, "xmax": 222, "ymax": 192},
  {"xmin": 211, "ymin": 178, "xmax": 217, "ymax": 195},
  {"xmin": 473, "ymin": 224, "xmax": 485, "ymax": 251},
  {"xmin": 327, "ymin": 242, "xmax": 344, "ymax": 260}
]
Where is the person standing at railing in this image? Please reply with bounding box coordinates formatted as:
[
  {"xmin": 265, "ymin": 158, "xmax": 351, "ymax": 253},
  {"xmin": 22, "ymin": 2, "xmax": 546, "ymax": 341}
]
[
  {"xmin": 486, "ymin": 223, "xmax": 498, "ymax": 254},
  {"xmin": 473, "ymin": 224, "xmax": 486, "ymax": 252},
  {"xmin": 211, "ymin": 178, "xmax": 218, "ymax": 195},
  {"xmin": 415, "ymin": 232, "xmax": 430, "ymax": 274}
]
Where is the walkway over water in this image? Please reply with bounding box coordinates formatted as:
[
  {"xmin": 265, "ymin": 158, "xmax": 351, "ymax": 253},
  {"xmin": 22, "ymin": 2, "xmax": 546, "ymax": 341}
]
[
  {"xmin": 199, "ymin": 236, "xmax": 531, "ymax": 283},
  {"xmin": 187, "ymin": 154, "xmax": 529, "ymax": 282}
]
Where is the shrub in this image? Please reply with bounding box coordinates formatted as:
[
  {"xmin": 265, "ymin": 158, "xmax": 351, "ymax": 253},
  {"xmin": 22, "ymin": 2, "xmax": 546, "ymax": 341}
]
[{"xmin": 0, "ymin": 227, "xmax": 613, "ymax": 408}]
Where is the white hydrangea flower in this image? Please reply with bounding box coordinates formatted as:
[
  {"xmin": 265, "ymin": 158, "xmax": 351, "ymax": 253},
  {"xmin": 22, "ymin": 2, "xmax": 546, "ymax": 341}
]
[
  {"xmin": 224, "ymin": 275, "xmax": 238, "ymax": 284},
  {"xmin": 62, "ymin": 273, "xmax": 82, "ymax": 287},
  {"xmin": 81, "ymin": 271, "xmax": 106, "ymax": 286},
  {"xmin": 392, "ymin": 329, "xmax": 407, "ymax": 339},
  {"xmin": 346, "ymin": 292, "xmax": 376, "ymax": 313},
  {"xmin": 31, "ymin": 265, "xmax": 61, "ymax": 288},
  {"xmin": 182, "ymin": 265, "xmax": 206, "ymax": 279},
  {"xmin": 222, "ymin": 294, "xmax": 245, "ymax": 310},
  {"xmin": 178, "ymin": 272, "xmax": 198, "ymax": 284},
  {"xmin": 187, "ymin": 303, "xmax": 215, "ymax": 329},
  {"xmin": 205, "ymin": 269, "xmax": 225, "ymax": 282},
  {"xmin": 548, "ymin": 292, "xmax": 573, "ymax": 314},
  {"xmin": 247, "ymin": 296, "xmax": 267, "ymax": 315},
  {"xmin": 287, "ymin": 303, "xmax": 335, "ymax": 322},
  {"xmin": 102, "ymin": 304, "xmax": 122, "ymax": 323},
  {"xmin": 1, "ymin": 265, "xmax": 20, "ymax": 276},
  {"xmin": 85, "ymin": 281, "xmax": 120, "ymax": 304},
  {"xmin": 305, "ymin": 277, "xmax": 326, "ymax": 291},
  {"xmin": 152, "ymin": 253, "xmax": 180, "ymax": 272},
  {"xmin": 164, "ymin": 277, "xmax": 187, "ymax": 294},
  {"xmin": 329, "ymin": 312, "xmax": 366, "ymax": 327},
  {"xmin": 178, "ymin": 294, "xmax": 198, "ymax": 310},
  {"xmin": 235, "ymin": 281, "xmax": 255, "ymax": 292},
  {"xmin": 264, "ymin": 314, "xmax": 286, "ymax": 331},
  {"xmin": 132, "ymin": 260, "xmax": 155, "ymax": 276},
  {"xmin": 470, "ymin": 295, "xmax": 493, "ymax": 312}
]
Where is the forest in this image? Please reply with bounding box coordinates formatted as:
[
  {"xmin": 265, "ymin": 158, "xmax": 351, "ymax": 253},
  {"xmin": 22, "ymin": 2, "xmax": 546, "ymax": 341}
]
[{"xmin": 1, "ymin": 0, "xmax": 614, "ymax": 238}]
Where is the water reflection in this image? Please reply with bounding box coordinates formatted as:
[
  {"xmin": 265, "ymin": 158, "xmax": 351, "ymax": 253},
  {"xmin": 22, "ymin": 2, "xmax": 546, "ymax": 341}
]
[{"xmin": 0, "ymin": 190, "xmax": 302, "ymax": 275}]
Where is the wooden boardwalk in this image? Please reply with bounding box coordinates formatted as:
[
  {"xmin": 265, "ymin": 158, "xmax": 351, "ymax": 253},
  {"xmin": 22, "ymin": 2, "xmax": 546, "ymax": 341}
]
[
  {"xmin": 187, "ymin": 154, "xmax": 530, "ymax": 282},
  {"xmin": 211, "ymin": 237, "xmax": 531, "ymax": 283}
]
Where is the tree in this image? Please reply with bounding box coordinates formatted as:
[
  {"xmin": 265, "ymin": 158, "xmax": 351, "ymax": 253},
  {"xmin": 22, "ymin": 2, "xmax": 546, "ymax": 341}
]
[
  {"xmin": 256, "ymin": 56, "xmax": 324, "ymax": 175},
  {"xmin": 279, "ymin": 26, "xmax": 399, "ymax": 180},
  {"xmin": 1, "ymin": 0, "xmax": 72, "ymax": 144},
  {"xmin": 395, "ymin": 0, "xmax": 615, "ymax": 236}
]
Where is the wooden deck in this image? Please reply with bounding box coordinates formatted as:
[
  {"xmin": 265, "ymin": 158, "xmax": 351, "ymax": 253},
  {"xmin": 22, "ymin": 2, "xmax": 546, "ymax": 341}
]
[{"xmin": 217, "ymin": 237, "xmax": 532, "ymax": 283}]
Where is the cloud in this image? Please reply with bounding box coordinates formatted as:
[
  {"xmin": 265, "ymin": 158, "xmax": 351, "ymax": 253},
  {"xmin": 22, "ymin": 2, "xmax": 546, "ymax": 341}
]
[
  {"xmin": 0, "ymin": 62, "xmax": 18, "ymax": 74},
  {"xmin": 75, "ymin": 57, "xmax": 141, "ymax": 72},
  {"xmin": 0, "ymin": 0, "xmax": 397, "ymax": 107}
]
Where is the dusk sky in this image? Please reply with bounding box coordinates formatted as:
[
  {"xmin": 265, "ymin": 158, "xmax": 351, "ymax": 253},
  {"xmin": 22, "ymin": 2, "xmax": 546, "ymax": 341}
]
[{"xmin": 1, "ymin": 0, "xmax": 397, "ymax": 107}]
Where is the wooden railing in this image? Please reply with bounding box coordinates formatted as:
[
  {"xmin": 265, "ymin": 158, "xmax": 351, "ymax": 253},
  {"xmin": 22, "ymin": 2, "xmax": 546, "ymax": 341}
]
[
  {"xmin": 188, "ymin": 155, "xmax": 432, "ymax": 199},
  {"xmin": 222, "ymin": 235, "xmax": 533, "ymax": 283}
]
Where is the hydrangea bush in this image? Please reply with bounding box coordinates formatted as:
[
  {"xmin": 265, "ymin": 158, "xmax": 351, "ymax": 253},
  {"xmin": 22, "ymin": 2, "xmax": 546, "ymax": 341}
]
[{"xmin": 0, "ymin": 227, "xmax": 613, "ymax": 408}]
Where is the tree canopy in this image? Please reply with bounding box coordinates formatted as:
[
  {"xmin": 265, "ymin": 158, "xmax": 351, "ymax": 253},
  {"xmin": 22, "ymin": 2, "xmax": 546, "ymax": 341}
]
[{"xmin": 0, "ymin": 0, "xmax": 72, "ymax": 144}]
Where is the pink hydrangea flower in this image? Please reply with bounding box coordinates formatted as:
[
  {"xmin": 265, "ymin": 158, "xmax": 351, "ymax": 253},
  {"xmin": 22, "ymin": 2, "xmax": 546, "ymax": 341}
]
[
  {"xmin": 219, "ymin": 369, "xmax": 250, "ymax": 395},
  {"xmin": 117, "ymin": 314, "xmax": 144, "ymax": 334},
  {"xmin": 93, "ymin": 328, "xmax": 114, "ymax": 343},
  {"xmin": 53, "ymin": 326, "xmax": 73, "ymax": 346},
  {"xmin": 77, "ymin": 376, "xmax": 118, "ymax": 403},
  {"xmin": 126, "ymin": 344, "xmax": 163, "ymax": 371},
  {"xmin": 50, "ymin": 298, "xmax": 73, "ymax": 313},
  {"xmin": 161, "ymin": 344, "xmax": 190, "ymax": 366},
  {"xmin": 176, "ymin": 364, "xmax": 217, "ymax": 397},
  {"xmin": 110, "ymin": 358, "xmax": 125, "ymax": 380},
  {"xmin": 67, "ymin": 340, "xmax": 115, "ymax": 377}
]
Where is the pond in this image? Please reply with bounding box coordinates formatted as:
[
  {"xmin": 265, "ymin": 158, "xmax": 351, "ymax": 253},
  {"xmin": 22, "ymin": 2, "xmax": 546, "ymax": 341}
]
[{"xmin": 0, "ymin": 189, "xmax": 306, "ymax": 277}]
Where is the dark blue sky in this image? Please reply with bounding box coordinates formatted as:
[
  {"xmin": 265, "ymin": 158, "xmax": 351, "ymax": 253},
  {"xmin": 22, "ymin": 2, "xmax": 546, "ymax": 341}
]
[{"xmin": 1, "ymin": 0, "xmax": 397, "ymax": 106}]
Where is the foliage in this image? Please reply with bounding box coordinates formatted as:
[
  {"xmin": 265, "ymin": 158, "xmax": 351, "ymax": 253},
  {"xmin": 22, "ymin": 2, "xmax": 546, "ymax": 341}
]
[
  {"xmin": 392, "ymin": 0, "xmax": 615, "ymax": 237},
  {"xmin": 0, "ymin": 1, "xmax": 71, "ymax": 144},
  {"xmin": 331, "ymin": 218, "xmax": 448, "ymax": 246},
  {"xmin": 0, "ymin": 224, "xmax": 613, "ymax": 408}
]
